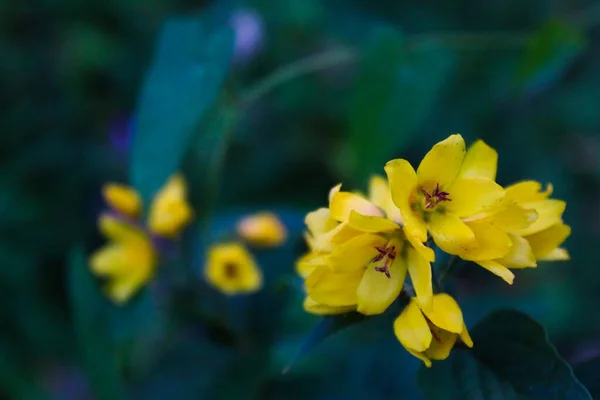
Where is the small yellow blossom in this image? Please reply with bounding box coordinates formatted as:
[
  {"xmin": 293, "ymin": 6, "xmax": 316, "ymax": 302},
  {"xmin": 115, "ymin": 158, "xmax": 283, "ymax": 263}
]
[
  {"xmin": 103, "ymin": 184, "xmax": 141, "ymax": 218},
  {"xmin": 89, "ymin": 215, "xmax": 156, "ymax": 304},
  {"xmin": 236, "ymin": 212, "xmax": 288, "ymax": 247},
  {"xmin": 148, "ymin": 174, "xmax": 194, "ymax": 237},
  {"xmin": 394, "ymin": 293, "xmax": 473, "ymax": 367},
  {"xmin": 385, "ymin": 135, "xmax": 506, "ymax": 257},
  {"xmin": 204, "ymin": 242, "xmax": 263, "ymax": 295}
]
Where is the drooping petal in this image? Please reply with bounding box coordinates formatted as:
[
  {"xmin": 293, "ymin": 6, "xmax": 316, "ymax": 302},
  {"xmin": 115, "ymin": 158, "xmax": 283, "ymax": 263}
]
[
  {"xmin": 306, "ymin": 266, "xmax": 363, "ymax": 307},
  {"xmin": 459, "ymin": 140, "xmax": 498, "ymax": 180},
  {"xmin": 369, "ymin": 175, "xmax": 403, "ymax": 223},
  {"xmin": 475, "ymin": 260, "xmax": 515, "ymax": 284},
  {"xmin": 303, "ymin": 296, "xmax": 356, "ymax": 315},
  {"xmin": 105, "ymin": 270, "xmax": 150, "ymax": 305},
  {"xmin": 424, "ymin": 329, "xmax": 457, "ymax": 361},
  {"xmin": 385, "ymin": 159, "xmax": 427, "ymax": 241},
  {"xmin": 405, "ymin": 232, "xmax": 435, "ymax": 262},
  {"xmin": 516, "ymin": 200, "xmax": 566, "ymax": 236},
  {"xmin": 459, "ymin": 221, "xmax": 512, "ymax": 261},
  {"xmin": 348, "ymin": 210, "xmax": 400, "ymax": 233},
  {"xmin": 526, "ymin": 223, "xmax": 571, "ymax": 259},
  {"xmin": 356, "ymin": 242, "xmax": 407, "ymax": 315},
  {"xmin": 499, "ymin": 234, "xmax": 536, "ymax": 269},
  {"xmin": 406, "ymin": 247, "xmax": 433, "ymax": 308},
  {"xmin": 459, "ymin": 324, "xmax": 474, "ymax": 348},
  {"xmin": 417, "ymin": 134, "xmax": 466, "ymax": 189},
  {"xmin": 505, "ymin": 181, "xmax": 552, "ymax": 203},
  {"xmin": 538, "ymin": 248, "xmax": 569, "ymax": 261},
  {"xmin": 429, "ymin": 213, "xmax": 478, "ymax": 255},
  {"xmin": 406, "ymin": 348, "xmax": 432, "ymax": 368},
  {"xmin": 394, "ymin": 300, "xmax": 433, "ymax": 353},
  {"xmin": 446, "ymin": 177, "xmax": 505, "ymax": 218},
  {"xmin": 329, "ymin": 191, "xmax": 384, "ymax": 222},
  {"xmin": 422, "ymin": 293, "xmax": 464, "ymax": 334},
  {"xmin": 102, "ymin": 183, "xmax": 142, "ymax": 218},
  {"xmin": 329, "ymin": 233, "xmax": 388, "ymax": 273}
]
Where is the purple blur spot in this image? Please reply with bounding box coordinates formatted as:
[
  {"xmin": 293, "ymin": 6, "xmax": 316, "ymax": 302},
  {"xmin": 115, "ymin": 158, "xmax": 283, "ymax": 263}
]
[{"xmin": 229, "ymin": 8, "xmax": 264, "ymax": 64}]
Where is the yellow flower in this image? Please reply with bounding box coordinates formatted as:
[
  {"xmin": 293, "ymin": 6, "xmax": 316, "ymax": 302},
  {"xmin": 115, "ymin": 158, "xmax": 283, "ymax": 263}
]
[
  {"xmin": 89, "ymin": 215, "xmax": 156, "ymax": 304},
  {"xmin": 394, "ymin": 293, "xmax": 473, "ymax": 367},
  {"xmin": 204, "ymin": 242, "xmax": 263, "ymax": 295},
  {"xmin": 236, "ymin": 212, "xmax": 287, "ymax": 247},
  {"xmin": 385, "ymin": 135, "xmax": 506, "ymax": 257},
  {"xmin": 147, "ymin": 174, "xmax": 194, "ymax": 237},
  {"xmin": 299, "ymin": 177, "xmax": 434, "ymax": 314},
  {"xmin": 103, "ymin": 184, "xmax": 142, "ymax": 218}
]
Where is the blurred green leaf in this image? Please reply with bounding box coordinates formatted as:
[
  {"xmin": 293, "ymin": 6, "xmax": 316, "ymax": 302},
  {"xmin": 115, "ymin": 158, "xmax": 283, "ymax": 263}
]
[
  {"xmin": 516, "ymin": 19, "xmax": 585, "ymax": 94},
  {"xmin": 131, "ymin": 16, "xmax": 235, "ymax": 208},
  {"xmin": 574, "ymin": 357, "xmax": 600, "ymax": 398},
  {"xmin": 418, "ymin": 309, "xmax": 591, "ymax": 400},
  {"xmin": 68, "ymin": 247, "xmax": 125, "ymax": 400},
  {"xmin": 344, "ymin": 26, "xmax": 452, "ymax": 182}
]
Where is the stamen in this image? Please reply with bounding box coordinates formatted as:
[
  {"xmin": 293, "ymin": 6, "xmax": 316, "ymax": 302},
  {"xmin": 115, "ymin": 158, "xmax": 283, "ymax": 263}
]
[
  {"xmin": 372, "ymin": 245, "xmax": 397, "ymax": 278},
  {"xmin": 422, "ymin": 183, "xmax": 452, "ymax": 209}
]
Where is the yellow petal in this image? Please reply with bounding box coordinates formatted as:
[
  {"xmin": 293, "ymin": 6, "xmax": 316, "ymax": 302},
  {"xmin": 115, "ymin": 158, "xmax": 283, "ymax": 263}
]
[
  {"xmin": 469, "ymin": 203, "xmax": 538, "ymax": 232},
  {"xmin": 505, "ymin": 181, "xmax": 552, "ymax": 203},
  {"xmin": 295, "ymin": 252, "xmax": 327, "ymax": 278},
  {"xmin": 429, "ymin": 213, "xmax": 477, "ymax": 255},
  {"xmin": 404, "ymin": 232, "xmax": 435, "ymax": 262},
  {"xmin": 148, "ymin": 174, "xmax": 193, "ymax": 237},
  {"xmin": 422, "ymin": 293, "xmax": 464, "ymax": 334},
  {"xmin": 406, "ymin": 348, "xmax": 433, "ymax": 368},
  {"xmin": 98, "ymin": 214, "xmax": 147, "ymax": 243},
  {"xmin": 305, "ymin": 208, "xmax": 337, "ymax": 236},
  {"xmin": 424, "ymin": 329, "xmax": 457, "ymax": 361},
  {"xmin": 446, "ymin": 178, "xmax": 505, "ymax": 218},
  {"xmin": 303, "ymin": 296, "xmax": 356, "ymax": 315},
  {"xmin": 394, "ymin": 300, "xmax": 432, "ymax": 352},
  {"xmin": 459, "ymin": 140, "xmax": 498, "ymax": 180},
  {"xmin": 369, "ymin": 175, "xmax": 403, "ymax": 223},
  {"xmin": 417, "ymin": 134, "xmax": 466, "ymax": 189},
  {"xmin": 204, "ymin": 242, "xmax": 263, "ymax": 295},
  {"xmin": 475, "ymin": 260, "xmax": 515, "ymax": 284},
  {"xmin": 516, "ymin": 200, "xmax": 566, "ymax": 236},
  {"xmin": 348, "ymin": 210, "xmax": 400, "ymax": 233},
  {"xmin": 538, "ymin": 247, "xmax": 569, "ymax": 261},
  {"xmin": 385, "ymin": 159, "xmax": 427, "ymax": 242},
  {"xmin": 103, "ymin": 183, "xmax": 142, "ymax": 218},
  {"xmin": 236, "ymin": 212, "xmax": 287, "ymax": 247},
  {"xmin": 406, "ymin": 247, "xmax": 433, "ymax": 308},
  {"xmin": 89, "ymin": 244, "xmax": 127, "ymax": 276},
  {"xmin": 329, "ymin": 191, "xmax": 384, "ymax": 222},
  {"xmin": 459, "ymin": 323, "xmax": 474, "ymax": 348},
  {"xmin": 356, "ymin": 240, "xmax": 407, "ymax": 315},
  {"xmin": 526, "ymin": 223, "xmax": 571, "ymax": 260},
  {"xmin": 459, "ymin": 221, "xmax": 512, "ymax": 261},
  {"xmin": 306, "ymin": 266, "xmax": 363, "ymax": 307},
  {"xmin": 329, "ymin": 221, "xmax": 362, "ymax": 244},
  {"xmin": 499, "ymin": 234, "xmax": 536, "ymax": 269},
  {"xmin": 328, "ymin": 183, "xmax": 342, "ymax": 204},
  {"xmin": 329, "ymin": 233, "xmax": 388, "ymax": 273},
  {"xmin": 105, "ymin": 269, "xmax": 151, "ymax": 305}
]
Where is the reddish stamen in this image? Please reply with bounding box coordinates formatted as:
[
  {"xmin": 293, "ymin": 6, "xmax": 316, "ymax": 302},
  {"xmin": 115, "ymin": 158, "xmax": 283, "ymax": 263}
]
[
  {"xmin": 372, "ymin": 245, "xmax": 397, "ymax": 278},
  {"xmin": 422, "ymin": 183, "xmax": 452, "ymax": 209}
]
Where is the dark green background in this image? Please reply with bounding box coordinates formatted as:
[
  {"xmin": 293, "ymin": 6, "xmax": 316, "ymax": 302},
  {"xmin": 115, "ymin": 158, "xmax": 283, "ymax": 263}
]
[{"xmin": 2, "ymin": 0, "xmax": 600, "ymax": 398}]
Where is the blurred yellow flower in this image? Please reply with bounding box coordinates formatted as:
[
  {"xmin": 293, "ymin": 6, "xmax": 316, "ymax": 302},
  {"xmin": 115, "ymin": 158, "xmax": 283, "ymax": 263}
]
[
  {"xmin": 89, "ymin": 214, "xmax": 156, "ymax": 304},
  {"xmin": 236, "ymin": 212, "xmax": 287, "ymax": 247},
  {"xmin": 385, "ymin": 135, "xmax": 506, "ymax": 258},
  {"xmin": 103, "ymin": 183, "xmax": 141, "ymax": 218},
  {"xmin": 147, "ymin": 174, "xmax": 194, "ymax": 237},
  {"xmin": 204, "ymin": 242, "xmax": 263, "ymax": 295},
  {"xmin": 394, "ymin": 293, "xmax": 472, "ymax": 367}
]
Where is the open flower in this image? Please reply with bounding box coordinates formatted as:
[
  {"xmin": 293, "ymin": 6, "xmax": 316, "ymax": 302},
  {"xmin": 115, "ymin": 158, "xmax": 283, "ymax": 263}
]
[
  {"xmin": 236, "ymin": 211, "xmax": 287, "ymax": 247},
  {"xmin": 298, "ymin": 177, "xmax": 434, "ymax": 314},
  {"xmin": 204, "ymin": 242, "xmax": 262, "ymax": 295},
  {"xmin": 394, "ymin": 293, "xmax": 472, "ymax": 367},
  {"xmin": 89, "ymin": 215, "xmax": 156, "ymax": 304},
  {"xmin": 89, "ymin": 174, "xmax": 193, "ymax": 304},
  {"xmin": 385, "ymin": 135, "xmax": 505, "ymax": 257}
]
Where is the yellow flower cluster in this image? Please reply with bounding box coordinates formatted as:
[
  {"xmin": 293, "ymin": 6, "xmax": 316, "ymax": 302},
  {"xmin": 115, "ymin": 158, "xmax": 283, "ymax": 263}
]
[
  {"xmin": 297, "ymin": 134, "xmax": 570, "ymax": 366},
  {"xmin": 89, "ymin": 174, "xmax": 193, "ymax": 304},
  {"xmin": 204, "ymin": 212, "xmax": 287, "ymax": 295}
]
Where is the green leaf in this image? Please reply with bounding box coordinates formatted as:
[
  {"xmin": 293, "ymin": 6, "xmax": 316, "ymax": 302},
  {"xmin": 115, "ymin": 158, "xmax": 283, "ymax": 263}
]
[
  {"xmin": 418, "ymin": 309, "xmax": 591, "ymax": 400},
  {"xmin": 131, "ymin": 16, "xmax": 235, "ymax": 208},
  {"xmin": 344, "ymin": 25, "xmax": 453, "ymax": 182},
  {"xmin": 574, "ymin": 357, "xmax": 600, "ymax": 398},
  {"xmin": 516, "ymin": 19, "xmax": 585, "ymax": 94},
  {"xmin": 68, "ymin": 247, "xmax": 125, "ymax": 400}
]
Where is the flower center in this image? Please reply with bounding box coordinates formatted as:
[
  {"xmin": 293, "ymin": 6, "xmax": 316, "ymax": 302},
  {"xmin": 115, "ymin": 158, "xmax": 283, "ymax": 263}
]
[
  {"xmin": 372, "ymin": 245, "xmax": 397, "ymax": 278},
  {"xmin": 421, "ymin": 183, "xmax": 451, "ymax": 211},
  {"xmin": 224, "ymin": 262, "xmax": 238, "ymax": 279}
]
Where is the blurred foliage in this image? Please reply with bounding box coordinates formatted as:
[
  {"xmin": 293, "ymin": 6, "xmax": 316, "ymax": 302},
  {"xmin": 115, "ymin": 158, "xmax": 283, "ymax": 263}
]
[{"xmin": 2, "ymin": 0, "xmax": 600, "ymax": 399}]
